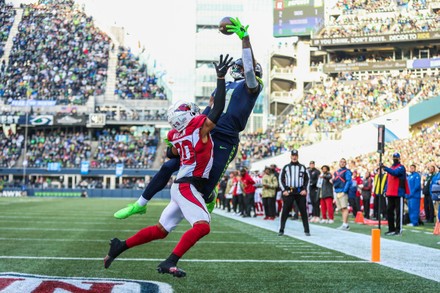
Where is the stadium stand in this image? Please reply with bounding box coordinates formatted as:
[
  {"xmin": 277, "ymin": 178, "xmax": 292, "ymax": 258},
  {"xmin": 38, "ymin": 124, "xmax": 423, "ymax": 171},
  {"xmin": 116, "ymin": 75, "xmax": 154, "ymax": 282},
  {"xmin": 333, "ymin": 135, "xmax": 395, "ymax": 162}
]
[
  {"xmin": 0, "ymin": 1, "xmax": 15, "ymax": 59},
  {"xmin": 335, "ymin": 122, "xmax": 440, "ymax": 175},
  {"xmin": 321, "ymin": 0, "xmax": 439, "ymax": 37},
  {"xmin": 115, "ymin": 46, "xmax": 167, "ymax": 100},
  {"xmin": 92, "ymin": 128, "xmax": 158, "ymax": 169},
  {"xmin": 26, "ymin": 130, "xmax": 92, "ymax": 168},
  {"xmin": 0, "ymin": 127, "xmax": 23, "ymax": 168},
  {"xmin": 0, "ymin": 0, "xmax": 110, "ymax": 105}
]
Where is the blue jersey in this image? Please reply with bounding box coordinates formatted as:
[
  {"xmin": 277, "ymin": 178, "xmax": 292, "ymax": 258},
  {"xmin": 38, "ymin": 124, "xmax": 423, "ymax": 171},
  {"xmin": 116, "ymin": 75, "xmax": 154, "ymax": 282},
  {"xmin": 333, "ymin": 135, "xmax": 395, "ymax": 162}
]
[{"xmin": 210, "ymin": 80, "xmax": 261, "ymax": 144}]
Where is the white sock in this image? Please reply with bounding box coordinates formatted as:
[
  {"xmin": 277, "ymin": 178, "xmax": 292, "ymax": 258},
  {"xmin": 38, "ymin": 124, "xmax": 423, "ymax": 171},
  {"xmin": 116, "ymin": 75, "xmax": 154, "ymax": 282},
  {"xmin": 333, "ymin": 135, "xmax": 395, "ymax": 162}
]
[
  {"xmin": 343, "ymin": 223, "xmax": 349, "ymax": 227},
  {"xmin": 137, "ymin": 197, "xmax": 148, "ymax": 206}
]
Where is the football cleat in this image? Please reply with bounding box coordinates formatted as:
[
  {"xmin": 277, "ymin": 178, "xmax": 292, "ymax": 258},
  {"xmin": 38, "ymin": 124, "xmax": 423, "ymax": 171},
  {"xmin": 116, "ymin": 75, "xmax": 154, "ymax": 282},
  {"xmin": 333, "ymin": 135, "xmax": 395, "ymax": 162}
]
[
  {"xmin": 114, "ymin": 202, "xmax": 147, "ymax": 219},
  {"xmin": 206, "ymin": 201, "xmax": 215, "ymax": 214},
  {"xmin": 157, "ymin": 261, "xmax": 187, "ymax": 278},
  {"xmin": 104, "ymin": 238, "xmax": 127, "ymax": 269}
]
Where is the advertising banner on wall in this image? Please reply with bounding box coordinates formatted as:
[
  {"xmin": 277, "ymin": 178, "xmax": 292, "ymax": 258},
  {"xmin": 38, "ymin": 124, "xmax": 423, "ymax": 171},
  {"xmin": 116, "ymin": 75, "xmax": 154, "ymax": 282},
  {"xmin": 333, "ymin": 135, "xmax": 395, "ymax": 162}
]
[
  {"xmin": 312, "ymin": 31, "xmax": 438, "ymax": 47},
  {"xmin": 54, "ymin": 114, "xmax": 86, "ymax": 126},
  {"xmin": 407, "ymin": 57, "xmax": 440, "ymax": 69},
  {"xmin": 323, "ymin": 60, "xmax": 407, "ymax": 73}
]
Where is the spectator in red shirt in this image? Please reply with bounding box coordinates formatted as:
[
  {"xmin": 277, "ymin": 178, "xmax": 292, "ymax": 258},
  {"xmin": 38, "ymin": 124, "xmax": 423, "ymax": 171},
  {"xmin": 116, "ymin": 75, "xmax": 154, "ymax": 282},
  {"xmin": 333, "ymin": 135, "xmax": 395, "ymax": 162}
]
[{"xmin": 240, "ymin": 168, "xmax": 256, "ymax": 217}]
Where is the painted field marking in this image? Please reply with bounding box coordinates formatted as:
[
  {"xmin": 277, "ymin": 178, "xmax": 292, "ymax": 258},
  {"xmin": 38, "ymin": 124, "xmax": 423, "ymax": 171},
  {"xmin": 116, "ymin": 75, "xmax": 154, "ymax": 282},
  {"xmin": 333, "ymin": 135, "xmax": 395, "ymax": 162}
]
[
  {"xmin": 0, "ymin": 227, "xmax": 242, "ymax": 234},
  {"xmin": 0, "ymin": 255, "xmax": 368, "ymax": 263},
  {"xmin": 0, "ymin": 237, "xmax": 289, "ymax": 245}
]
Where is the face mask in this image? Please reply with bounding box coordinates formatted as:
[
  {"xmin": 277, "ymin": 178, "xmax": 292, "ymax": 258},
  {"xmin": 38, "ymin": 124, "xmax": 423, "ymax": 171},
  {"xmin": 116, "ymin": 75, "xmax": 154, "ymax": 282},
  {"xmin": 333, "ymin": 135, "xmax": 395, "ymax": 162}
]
[{"xmin": 393, "ymin": 159, "xmax": 399, "ymax": 164}]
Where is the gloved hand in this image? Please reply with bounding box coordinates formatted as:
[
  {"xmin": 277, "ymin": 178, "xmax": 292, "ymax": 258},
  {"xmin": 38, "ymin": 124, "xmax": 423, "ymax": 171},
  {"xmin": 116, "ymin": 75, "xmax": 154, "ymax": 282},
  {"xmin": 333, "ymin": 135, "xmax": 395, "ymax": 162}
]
[
  {"xmin": 213, "ymin": 54, "xmax": 233, "ymax": 78},
  {"xmin": 226, "ymin": 17, "xmax": 249, "ymax": 40}
]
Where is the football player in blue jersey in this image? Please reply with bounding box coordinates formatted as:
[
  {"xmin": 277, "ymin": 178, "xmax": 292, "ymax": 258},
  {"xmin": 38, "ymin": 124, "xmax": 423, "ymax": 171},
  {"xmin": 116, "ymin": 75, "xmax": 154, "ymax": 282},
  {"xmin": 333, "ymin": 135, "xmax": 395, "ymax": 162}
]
[{"xmin": 113, "ymin": 17, "xmax": 263, "ymax": 218}]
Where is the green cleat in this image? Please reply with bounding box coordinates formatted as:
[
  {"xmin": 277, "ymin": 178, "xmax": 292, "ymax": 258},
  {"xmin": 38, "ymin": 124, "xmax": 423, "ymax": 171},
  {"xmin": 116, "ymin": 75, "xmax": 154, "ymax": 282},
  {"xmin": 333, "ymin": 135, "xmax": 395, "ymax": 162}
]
[
  {"xmin": 114, "ymin": 202, "xmax": 147, "ymax": 219},
  {"xmin": 206, "ymin": 201, "xmax": 215, "ymax": 213}
]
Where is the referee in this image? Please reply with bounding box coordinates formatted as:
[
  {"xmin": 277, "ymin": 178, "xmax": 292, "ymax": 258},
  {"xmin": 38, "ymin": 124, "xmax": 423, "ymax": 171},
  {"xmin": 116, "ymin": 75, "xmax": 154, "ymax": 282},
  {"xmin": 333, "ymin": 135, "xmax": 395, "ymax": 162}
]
[{"xmin": 278, "ymin": 150, "xmax": 310, "ymax": 236}]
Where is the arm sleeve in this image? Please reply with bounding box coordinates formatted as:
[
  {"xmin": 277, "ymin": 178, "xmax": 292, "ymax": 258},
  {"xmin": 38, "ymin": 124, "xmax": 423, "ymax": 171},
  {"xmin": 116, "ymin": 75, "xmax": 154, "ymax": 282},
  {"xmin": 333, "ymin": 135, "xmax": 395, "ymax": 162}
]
[
  {"xmin": 242, "ymin": 48, "xmax": 258, "ymax": 89},
  {"xmin": 343, "ymin": 170, "xmax": 352, "ymax": 193},
  {"xmin": 415, "ymin": 174, "xmax": 421, "ymax": 192},
  {"xmin": 384, "ymin": 166, "xmax": 406, "ymax": 177},
  {"xmin": 202, "ymin": 106, "xmax": 211, "ymax": 116},
  {"xmin": 207, "ymin": 79, "xmax": 225, "ymax": 124},
  {"xmin": 166, "ymin": 146, "xmax": 179, "ymax": 159}
]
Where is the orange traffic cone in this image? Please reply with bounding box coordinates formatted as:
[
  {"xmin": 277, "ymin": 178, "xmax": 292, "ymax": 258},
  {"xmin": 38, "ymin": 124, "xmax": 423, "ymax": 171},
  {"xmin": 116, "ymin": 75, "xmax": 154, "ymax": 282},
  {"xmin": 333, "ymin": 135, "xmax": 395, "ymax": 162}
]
[
  {"xmin": 355, "ymin": 211, "xmax": 365, "ymax": 224},
  {"xmin": 434, "ymin": 221, "xmax": 440, "ymax": 236}
]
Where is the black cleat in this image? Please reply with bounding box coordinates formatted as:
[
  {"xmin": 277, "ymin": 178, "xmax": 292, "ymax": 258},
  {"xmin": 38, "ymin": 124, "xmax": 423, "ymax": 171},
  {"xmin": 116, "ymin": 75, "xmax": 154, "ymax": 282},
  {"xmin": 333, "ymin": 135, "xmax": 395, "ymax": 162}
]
[
  {"xmin": 104, "ymin": 238, "xmax": 127, "ymax": 269},
  {"xmin": 157, "ymin": 261, "xmax": 187, "ymax": 278},
  {"xmin": 278, "ymin": 231, "xmax": 284, "ymax": 236}
]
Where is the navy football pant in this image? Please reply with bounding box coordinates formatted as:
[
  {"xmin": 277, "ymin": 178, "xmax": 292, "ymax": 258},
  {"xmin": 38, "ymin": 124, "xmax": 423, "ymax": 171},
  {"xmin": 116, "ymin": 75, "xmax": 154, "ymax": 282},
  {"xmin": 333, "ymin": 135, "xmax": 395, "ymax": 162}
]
[{"xmin": 141, "ymin": 136, "xmax": 238, "ymax": 203}]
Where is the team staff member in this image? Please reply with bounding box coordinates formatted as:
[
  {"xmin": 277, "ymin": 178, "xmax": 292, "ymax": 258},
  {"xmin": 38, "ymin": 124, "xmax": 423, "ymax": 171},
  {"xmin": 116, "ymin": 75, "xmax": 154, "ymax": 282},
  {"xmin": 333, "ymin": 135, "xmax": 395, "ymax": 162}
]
[
  {"xmin": 407, "ymin": 164, "xmax": 421, "ymax": 226},
  {"xmin": 262, "ymin": 167, "xmax": 278, "ymax": 220},
  {"xmin": 278, "ymin": 150, "xmax": 310, "ymax": 236},
  {"xmin": 308, "ymin": 161, "xmax": 321, "ymax": 223},
  {"xmin": 423, "ymin": 165, "xmax": 436, "ymax": 223},
  {"xmin": 381, "ymin": 153, "xmax": 410, "ymax": 236},
  {"xmin": 333, "ymin": 158, "xmax": 352, "ymax": 231},
  {"xmin": 240, "ymin": 168, "xmax": 256, "ymax": 217}
]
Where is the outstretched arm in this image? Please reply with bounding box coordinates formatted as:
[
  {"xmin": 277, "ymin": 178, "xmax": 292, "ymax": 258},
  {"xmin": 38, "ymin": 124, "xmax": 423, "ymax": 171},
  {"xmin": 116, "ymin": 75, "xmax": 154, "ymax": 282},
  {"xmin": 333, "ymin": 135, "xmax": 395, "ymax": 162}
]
[
  {"xmin": 227, "ymin": 17, "xmax": 261, "ymax": 94},
  {"xmin": 200, "ymin": 54, "xmax": 233, "ymax": 139}
]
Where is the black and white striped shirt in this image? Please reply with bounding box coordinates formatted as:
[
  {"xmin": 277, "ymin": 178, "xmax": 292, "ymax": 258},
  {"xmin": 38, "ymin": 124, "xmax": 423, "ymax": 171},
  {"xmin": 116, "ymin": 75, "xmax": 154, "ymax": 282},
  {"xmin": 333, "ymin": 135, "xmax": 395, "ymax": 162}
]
[{"xmin": 279, "ymin": 161, "xmax": 309, "ymax": 192}]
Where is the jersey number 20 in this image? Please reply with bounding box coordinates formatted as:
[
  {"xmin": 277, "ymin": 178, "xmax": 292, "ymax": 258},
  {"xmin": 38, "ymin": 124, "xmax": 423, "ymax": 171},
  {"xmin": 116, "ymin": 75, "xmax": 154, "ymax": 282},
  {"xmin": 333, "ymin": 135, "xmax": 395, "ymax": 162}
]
[{"xmin": 174, "ymin": 140, "xmax": 195, "ymax": 165}]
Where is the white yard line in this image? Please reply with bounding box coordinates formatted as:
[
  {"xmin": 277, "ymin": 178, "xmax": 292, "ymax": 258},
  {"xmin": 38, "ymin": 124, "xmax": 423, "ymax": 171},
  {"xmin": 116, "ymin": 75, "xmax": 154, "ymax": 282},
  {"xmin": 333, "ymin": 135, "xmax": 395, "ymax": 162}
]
[
  {"xmin": 0, "ymin": 256, "xmax": 367, "ymax": 263},
  {"xmin": 0, "ymin": 237, "xmax": 275, "ymax": 245},
  {"xmin": 0, "ymin": 227, "xmax": 242, "ymax": 234}
]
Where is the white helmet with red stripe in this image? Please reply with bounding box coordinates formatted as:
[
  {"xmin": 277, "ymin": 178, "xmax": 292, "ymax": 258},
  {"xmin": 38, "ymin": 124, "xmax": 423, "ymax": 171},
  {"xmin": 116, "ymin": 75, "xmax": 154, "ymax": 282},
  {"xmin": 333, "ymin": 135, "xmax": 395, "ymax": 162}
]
[{"xmin": 167, "ymin": 101, "xmax": 201, "ymax": 132}]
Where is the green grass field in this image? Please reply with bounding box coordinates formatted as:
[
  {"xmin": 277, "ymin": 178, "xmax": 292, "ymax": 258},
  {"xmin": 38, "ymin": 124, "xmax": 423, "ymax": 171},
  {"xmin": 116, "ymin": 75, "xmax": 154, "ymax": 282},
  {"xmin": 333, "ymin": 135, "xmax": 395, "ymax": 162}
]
[{"xmin": 1, "ymin": 197, "xmax": 439, "ymax": 293}]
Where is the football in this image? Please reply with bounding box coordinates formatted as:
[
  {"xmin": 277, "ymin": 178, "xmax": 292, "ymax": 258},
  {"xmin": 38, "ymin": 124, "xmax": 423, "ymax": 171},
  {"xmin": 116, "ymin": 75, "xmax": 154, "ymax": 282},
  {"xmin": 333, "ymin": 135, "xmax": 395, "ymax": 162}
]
[{"xmin": 219, "ymin": 17, "xmax": 234, "ymax": 35}]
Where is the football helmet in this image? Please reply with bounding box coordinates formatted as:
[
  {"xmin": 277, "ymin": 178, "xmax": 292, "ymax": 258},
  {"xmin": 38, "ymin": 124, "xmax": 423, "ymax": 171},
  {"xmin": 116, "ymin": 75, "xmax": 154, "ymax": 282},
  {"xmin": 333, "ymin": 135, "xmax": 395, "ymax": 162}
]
[
  {"xmin": 230, "ymin": 59, "xmax": 245, "ymax": 80},
  {"xmin": 167, "ymin": 101, "xmax": 201, "ymax": 132},
  {"xmin": 229, "ymin": 58, "xmax": 263, "ymax": 80}
]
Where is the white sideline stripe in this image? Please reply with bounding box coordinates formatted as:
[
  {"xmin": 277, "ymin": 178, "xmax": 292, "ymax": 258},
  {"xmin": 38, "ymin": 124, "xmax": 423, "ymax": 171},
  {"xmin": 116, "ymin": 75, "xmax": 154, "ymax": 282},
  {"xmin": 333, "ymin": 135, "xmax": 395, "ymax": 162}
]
[
  {"xmin": 0, "ymin": 255, "xmax": 368, "ymax": 263},
  {"xmin": 0, "ymin": 237, "xmax": 271, "ymax": 245},
  {"xmin": 0, "ymin": 227, "xmax": 241, "ymax": 234}
]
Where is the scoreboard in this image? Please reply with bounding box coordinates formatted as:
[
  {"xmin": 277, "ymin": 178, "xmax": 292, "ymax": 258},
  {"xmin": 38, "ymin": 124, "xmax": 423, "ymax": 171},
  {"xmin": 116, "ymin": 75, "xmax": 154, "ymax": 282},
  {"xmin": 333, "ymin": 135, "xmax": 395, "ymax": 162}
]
[{"xmin": 273, "ymin": 0, "xmax": 324, "ymax": 37}]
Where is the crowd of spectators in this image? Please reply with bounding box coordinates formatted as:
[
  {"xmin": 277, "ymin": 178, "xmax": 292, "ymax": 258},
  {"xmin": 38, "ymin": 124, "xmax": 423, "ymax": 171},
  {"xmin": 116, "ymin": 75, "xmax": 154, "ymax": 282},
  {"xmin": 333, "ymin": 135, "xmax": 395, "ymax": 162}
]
[
  {"xmin": 26, "ymin": 130, "xmax": 92, "ymax": 168},
  {"xmin": 92, "ymin": 128, "xmax": 158, "ymax": 169},
  {"xmin": 0, "ymin": 1, "xmax": 15, "ymax": 59},
  {"xmin": 334, "ymin": 0, "xmax": 429, "ymax": 15},
  {"xmin": 340, "ymin": 122, "xmax": 440, "ymax": 176},
  {"xmin": 115, "ymin": 47, "xmax": 166, "ymax": 100},
  {"xmin": 0, "ymin": 129, "xmax": 23, "ymax": 167},
  {"xmin": 0, "ymin": 0, "xmax": 110, "ymax": 105},
  {"xmin": 236, "ymin": 132, "xmax": 289, "ymax": 169},
  {"xmin": 0, "ymin": 126, "xmax": 161, "ymax": 169},
  {"xmin": 320, "ymin": 0, "xmax": 439, "ymax": 37},
  {"xmin": 284, "ymin": 72, "xmax": 440, "ymax": 135}
]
